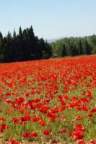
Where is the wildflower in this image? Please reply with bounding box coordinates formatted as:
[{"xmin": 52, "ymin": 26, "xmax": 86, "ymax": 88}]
[
  {"xmin": 72, "ymin": 124, "xmax": 85, "ymax": 140},
  {"xmin": 43, "ymin": 130, "xmax": 50, "ymax": 136}
]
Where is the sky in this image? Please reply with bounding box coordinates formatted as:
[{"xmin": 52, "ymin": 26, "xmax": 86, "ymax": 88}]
[{"xmin": 0, "ymin": 0, "xmax": 96, "ymax": 40}]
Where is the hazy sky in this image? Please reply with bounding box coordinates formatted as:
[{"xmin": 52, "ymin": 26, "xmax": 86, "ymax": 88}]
[{"xmin": 0, "ymin": 0, "xmax": 96, "ymax": 39}]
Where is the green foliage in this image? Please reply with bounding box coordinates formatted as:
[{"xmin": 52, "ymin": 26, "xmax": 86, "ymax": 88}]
[
  {"xmin": 0, "ymin": 26, "xmax": 96, "ymax": 62},
  {"xmin": 0, "ymin": 26, "xmax": 52, "ymax": 62},
  {"xmin": 51, "ymin": 35, "xmax": 96, "ymax": 57}
]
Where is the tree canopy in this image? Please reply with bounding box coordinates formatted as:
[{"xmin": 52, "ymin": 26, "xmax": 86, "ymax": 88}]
[
  {"xmin": 51, "ymin": 35, "xmax": 96, "ymax": 57},
  {"xmin": 0, "ymin": 26, "xmax": 96, "ymax": 63},
  {"xmin": 0, "ymin": 26, "xmax": 52, "ymax": 62}
]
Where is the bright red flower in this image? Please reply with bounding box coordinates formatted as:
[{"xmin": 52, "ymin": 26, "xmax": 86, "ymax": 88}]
[
  {"xmin": 38, "ymin": 119, "xmax": 46, "ymax": 126},
  {"xmin": 43, "ymin": 130, "xmax": 50, "ymax": 136},
  {"xmin": 47, "ymin": 110, "xmax": 57, "ymax": 121},
  {"xmin": 72, "ymin": 124, "xmax": 85, "ymax": 140},
  {"xmin": 22, "ymin": 131, "xmax": 38, "ymax": 139},
  {"xmin": 32, "ymin": 116, "xmax": 41, "ymax": 122},
  {"xmin": 39, "ymin": 104, "xmax": 49, "ymax": 113},
  {"xmin": 7, "ymin": 139, "xmax": 20, "ymax": 144},
  {"xmin": 30, "ymin": 131, "xmax": 38, "ymax": 138},
  {"xmin": 0, "ymin": 124, "xmax": 8, "ymax": 133},
  {"xmin": 21, "ymin": 115, "xmax": 31, "ymax": 122}
]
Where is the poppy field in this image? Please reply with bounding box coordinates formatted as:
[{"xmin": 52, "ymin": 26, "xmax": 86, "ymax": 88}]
[{"xmin": 0, "ymin": 56, "xmax": 96, "ymax": 144}]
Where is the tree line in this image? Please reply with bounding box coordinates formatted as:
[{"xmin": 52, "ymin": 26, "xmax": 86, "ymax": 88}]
[
  {"xmin": 51, "ymin": 35, "xmax": 96, "ymax": 57},
  {"xmin": 0, "ymin": 26, "xmax": 96, "ymax": 62},
  {"xmin": 0, "ymin": 26, "xmax": 52, "ymax": 62}
]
